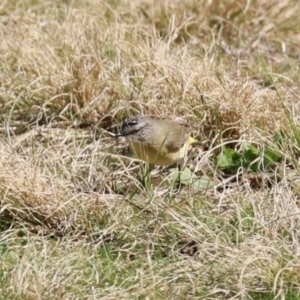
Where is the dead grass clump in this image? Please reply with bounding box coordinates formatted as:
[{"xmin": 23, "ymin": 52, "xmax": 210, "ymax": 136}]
[
  {"xmin": 0, "ymin": 137, "xmax": 133, "ymax": 237},
  {"xmin": 1, "ymin": 0, "xmax": 298, "ymax": 136}
]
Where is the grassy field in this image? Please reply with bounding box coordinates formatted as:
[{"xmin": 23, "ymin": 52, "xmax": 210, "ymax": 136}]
[{"xmin": 1, "ymin": 0, "xmax": 300, "ymax": 299}]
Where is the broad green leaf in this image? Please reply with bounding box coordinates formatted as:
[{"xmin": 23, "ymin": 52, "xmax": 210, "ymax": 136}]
[
  {"xmin": 263, "ymin": 148, "xmax": 282, "ymax": 164},
  {"xmin": 170, "ymin": 168, "xmax": 214, "ymax": 190},
  {"xmin": 191, "ymin": 177, "xmax": 214, "ymax": 191},
  {"xmin": 179, "ymin": 167, "xmax": 193, "ymax": 185},
  {"xmin": 216, "ymin": 153, "xmax": 232, "ymax": 168},
  {"xmin": 217, "ymin": 148, "xmax": 236, "ymax": 168}
]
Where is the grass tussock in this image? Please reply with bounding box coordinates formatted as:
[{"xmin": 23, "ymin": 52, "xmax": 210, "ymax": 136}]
[{"xmin": 1, "ymin": 0, "xmax": 300, "ymax": 299}]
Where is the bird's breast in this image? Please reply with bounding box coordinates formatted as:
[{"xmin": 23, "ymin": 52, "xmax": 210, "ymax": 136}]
[{"xmin": 128, "ymin": 140, "xmax": 191, "ymax": 166}]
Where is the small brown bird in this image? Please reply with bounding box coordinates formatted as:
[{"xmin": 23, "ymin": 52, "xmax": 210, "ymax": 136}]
[{"xmin": 115, "ymin": 116, "xmax": 197, "ymax": 166}]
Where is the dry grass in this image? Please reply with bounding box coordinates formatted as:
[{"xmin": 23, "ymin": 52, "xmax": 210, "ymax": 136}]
[{"xmin": 1, "ymin": 0, "xmax": 300, "ymax": 299}]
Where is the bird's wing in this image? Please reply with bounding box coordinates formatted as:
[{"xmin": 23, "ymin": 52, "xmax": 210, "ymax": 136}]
[{"xmin": 164, "ymin": 123, "xmax": 190, "ymax": 153}]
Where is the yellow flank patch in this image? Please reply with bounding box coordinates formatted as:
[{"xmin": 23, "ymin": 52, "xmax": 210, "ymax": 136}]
[{"xmin": 188, "ymin": 136, "xmax": 197, "ymax": 144}]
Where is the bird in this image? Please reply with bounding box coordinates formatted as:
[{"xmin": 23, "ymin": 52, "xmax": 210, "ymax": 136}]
[{"xmin": 115, "ymin": 116, "xmax": 197, "ymax": 166}]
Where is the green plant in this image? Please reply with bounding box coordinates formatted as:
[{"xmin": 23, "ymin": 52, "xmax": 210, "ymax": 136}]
[{"xmin": 217, "ymin": 142, "xmax": 282, "ymax": 174}]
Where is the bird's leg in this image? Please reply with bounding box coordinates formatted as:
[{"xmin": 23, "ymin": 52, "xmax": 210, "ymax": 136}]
[
  {"xmin": 170, "ymin": 163, "xmax": 182, "ymax": 193},
  {"xmin": 176, "ymin": 163, "xmax": 183, "ymax": 191}
]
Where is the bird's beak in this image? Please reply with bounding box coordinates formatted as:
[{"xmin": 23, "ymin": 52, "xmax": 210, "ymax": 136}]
[
  {"xmin": 114, "ymin": 130, "xmax": 133, "ymax": 138},
  {"xmin": 114, "ymin": 132, "xmax": 124, "ymax": 138}
]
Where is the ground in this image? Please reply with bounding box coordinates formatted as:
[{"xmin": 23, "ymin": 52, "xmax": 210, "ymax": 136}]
[{"xmin": 1, "ymin": 0, "xmax": 300, "ymax": 299}]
